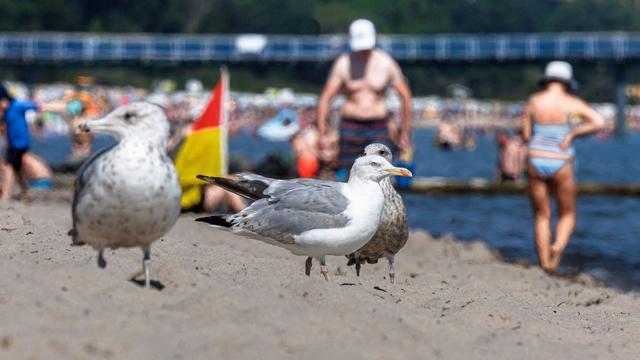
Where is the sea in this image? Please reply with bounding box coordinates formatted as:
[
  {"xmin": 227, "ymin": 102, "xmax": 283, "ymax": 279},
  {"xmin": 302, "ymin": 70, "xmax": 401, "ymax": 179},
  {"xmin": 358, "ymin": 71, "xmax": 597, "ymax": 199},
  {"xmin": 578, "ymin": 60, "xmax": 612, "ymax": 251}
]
[{"xmin": 31, "ymin": 129, "xmax": 640, "ymax": 291}]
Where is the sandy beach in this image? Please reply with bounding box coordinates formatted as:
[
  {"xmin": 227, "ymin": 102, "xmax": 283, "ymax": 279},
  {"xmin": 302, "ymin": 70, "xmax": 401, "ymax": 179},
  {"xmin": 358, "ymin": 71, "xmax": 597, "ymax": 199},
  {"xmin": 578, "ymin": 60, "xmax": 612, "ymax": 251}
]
[{"xmin": 1, "ymin": 197, "xmax": 639, "ymax": 360}]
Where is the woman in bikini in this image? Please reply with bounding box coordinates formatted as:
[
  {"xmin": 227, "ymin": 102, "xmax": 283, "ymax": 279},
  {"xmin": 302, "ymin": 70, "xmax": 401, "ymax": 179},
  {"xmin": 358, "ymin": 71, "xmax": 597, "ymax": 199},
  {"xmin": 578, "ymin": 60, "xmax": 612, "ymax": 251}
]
[{"xmin": 522, "ymin": 61, "xmax": 605, "ymax": 273}]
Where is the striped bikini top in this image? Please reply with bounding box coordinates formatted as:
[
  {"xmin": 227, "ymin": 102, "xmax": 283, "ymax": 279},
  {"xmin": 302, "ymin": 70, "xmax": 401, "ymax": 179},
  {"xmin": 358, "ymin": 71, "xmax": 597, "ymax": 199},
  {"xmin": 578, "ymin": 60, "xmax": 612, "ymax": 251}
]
[{"xmin": 528, "ymin": 116, "xmax": 575, "ymax": 158}]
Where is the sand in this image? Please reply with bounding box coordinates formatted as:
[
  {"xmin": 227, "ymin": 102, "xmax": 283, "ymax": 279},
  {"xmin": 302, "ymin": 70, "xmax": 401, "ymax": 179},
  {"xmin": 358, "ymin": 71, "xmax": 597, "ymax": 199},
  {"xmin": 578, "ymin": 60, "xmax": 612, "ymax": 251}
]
[{"xmin": 1, "ymin": 197, "xmax": 639, "ymax": 360}]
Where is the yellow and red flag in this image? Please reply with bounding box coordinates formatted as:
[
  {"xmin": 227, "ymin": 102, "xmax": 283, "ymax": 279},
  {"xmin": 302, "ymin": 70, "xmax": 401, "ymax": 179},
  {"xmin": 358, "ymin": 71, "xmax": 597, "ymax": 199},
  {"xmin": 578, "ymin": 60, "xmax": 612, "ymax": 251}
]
[{"xmin": 175, "ymin": 69, "xmax": 229, "ymax": 209}]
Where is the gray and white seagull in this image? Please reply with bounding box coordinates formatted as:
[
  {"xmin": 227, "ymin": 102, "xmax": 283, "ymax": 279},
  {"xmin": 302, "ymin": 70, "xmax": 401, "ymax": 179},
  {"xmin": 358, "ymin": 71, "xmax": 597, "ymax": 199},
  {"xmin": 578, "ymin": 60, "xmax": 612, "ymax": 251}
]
[
  {"xmin": 196, "ymin": 154, "xmax": 412, "ymax": 281},
  {"xmin": 69, "ymin": 102, "xmax": 182, "ymax": 288}
]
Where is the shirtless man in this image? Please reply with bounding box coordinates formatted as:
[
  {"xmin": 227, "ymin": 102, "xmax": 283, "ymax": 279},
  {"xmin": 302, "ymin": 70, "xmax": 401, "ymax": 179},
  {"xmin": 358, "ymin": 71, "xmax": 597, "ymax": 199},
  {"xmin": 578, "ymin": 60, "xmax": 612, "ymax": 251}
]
[
  {"xmin": 496, "ymin": 130, "xmax": 525, "ymax": 182},
  {"xmin": 436, "ymin": 118, "xmax": 461, "ymax": 150},
  {"xmin": 522, "ymin": 61, "xmax": 604, "ymax": 273},
  {"xmin": 317, "ymin": 19, "xmax": 412, "ymax": 180}
]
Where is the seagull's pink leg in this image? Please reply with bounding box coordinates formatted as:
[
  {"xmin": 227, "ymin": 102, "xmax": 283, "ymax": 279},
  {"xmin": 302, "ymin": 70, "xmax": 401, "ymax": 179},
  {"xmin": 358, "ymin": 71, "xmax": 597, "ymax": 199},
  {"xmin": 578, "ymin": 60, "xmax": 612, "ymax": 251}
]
[{"xmin": 319, "ymin": 256, "xmax": 329, "ymax": 281}]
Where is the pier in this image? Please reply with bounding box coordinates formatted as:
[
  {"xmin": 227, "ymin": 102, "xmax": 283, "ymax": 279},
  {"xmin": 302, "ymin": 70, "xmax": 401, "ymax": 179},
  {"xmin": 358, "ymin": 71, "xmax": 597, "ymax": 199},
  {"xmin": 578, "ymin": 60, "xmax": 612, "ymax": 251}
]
[{"xmin": 0, "ymin": 31, "xmax": 637, "ymax": 135}]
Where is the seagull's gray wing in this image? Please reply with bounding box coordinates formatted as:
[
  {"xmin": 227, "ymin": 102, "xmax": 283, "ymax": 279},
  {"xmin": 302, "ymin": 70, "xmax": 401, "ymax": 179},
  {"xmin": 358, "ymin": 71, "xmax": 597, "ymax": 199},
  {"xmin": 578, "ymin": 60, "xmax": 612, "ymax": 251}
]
[
  {"xmin": 69, "ymin": 145, "xmax": 115, "ymax": 244},
  {"xmin": 264, "ymin": 179, "xmax": 348, "ymax": 214},
  {"xmin": 228, "ymin": 180, "xmax": 350, "ymax": 244}
]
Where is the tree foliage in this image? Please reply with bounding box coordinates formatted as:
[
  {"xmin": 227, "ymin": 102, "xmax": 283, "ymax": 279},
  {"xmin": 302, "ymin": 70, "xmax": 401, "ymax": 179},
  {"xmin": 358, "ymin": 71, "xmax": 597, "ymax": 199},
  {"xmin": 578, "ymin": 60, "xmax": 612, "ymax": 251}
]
[{"xmin": 3, "ymin": 0, "xmax": 640, "ymax": 34}]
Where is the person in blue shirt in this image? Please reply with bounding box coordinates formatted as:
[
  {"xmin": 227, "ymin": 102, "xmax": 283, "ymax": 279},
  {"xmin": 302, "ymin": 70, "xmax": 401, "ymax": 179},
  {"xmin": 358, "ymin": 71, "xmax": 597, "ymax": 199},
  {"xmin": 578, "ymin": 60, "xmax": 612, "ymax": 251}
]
[{"xmin": 0, "ymin": 85, "xmax": 39, "ymax": 201}]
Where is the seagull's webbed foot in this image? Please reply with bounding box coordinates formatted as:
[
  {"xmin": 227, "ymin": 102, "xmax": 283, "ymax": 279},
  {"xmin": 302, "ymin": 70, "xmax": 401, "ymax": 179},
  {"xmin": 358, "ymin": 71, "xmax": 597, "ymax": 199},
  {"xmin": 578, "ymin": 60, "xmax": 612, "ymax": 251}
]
[
  {"xmin": 318, "ymin": 256, "xmax": 329, "ymax": 282},
  {"xmin": 354, "ymin": 253, "xmax": 361, "ymax": 277},
  {"xmin": 97, "ymin": 249, "xmax": 107, "ymax": 268},
  {"xmin": 387, "ymin": 255, "xmax": 395, "ymax": 284},
  {"xmin": 305, "ymin": 257, "xmax": 312, "ymax": 276}
]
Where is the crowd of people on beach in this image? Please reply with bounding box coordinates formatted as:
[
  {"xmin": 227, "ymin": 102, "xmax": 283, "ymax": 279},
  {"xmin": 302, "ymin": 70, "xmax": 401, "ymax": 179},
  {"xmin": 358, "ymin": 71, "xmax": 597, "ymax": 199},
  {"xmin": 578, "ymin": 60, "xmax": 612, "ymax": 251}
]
[{"xmin": 0, "ymin": 18, "xmax": 613, "ymax": 277}]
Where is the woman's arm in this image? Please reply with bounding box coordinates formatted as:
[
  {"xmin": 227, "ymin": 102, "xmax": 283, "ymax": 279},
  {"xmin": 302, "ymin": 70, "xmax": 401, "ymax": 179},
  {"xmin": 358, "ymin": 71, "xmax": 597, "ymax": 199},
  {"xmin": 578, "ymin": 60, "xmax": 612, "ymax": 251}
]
[
  {"xmin": 560, "ymin": 98, "xmax": 605, "ymax": 148},
  {"xmin": 521, "ymin": 102, "xmax": 532, "ymax": 143}
]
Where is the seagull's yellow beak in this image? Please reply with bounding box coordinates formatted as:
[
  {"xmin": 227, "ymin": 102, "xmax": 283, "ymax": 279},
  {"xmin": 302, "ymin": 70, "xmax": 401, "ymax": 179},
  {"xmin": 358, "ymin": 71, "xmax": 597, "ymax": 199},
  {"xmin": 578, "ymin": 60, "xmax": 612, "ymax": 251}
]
[{"xmin": 386, "ymin": 167, "xmax": 413, "ymax": 177}]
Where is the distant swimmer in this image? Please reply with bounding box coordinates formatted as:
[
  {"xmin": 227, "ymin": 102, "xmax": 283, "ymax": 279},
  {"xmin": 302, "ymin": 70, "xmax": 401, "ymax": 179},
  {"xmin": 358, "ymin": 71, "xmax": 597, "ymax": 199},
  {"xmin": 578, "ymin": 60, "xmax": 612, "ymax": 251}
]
[
  {"xmin": 345, "ymin": 144, "xmax": 408, "ymax": 283},
  {"xmin": 496, "ymin": 130, "xmax": 526, "ymax": 183},
  {"xmin": 69, "ymin": 103, "xmax": 181, "ymax": 288},
  {"xmin": 317, "ymin": 19, "xmax": 412, "ymax": 181},
  {"xmin": 195, "ymin": 155, "xmax": 412, "ymax": 281},
  {"xmin": 435, "ymin": 117, "xmax": 461, "ymax": 150},
  {"xmin": 522, "ymin": 61, "xmax": 604, "ymax": 273}
]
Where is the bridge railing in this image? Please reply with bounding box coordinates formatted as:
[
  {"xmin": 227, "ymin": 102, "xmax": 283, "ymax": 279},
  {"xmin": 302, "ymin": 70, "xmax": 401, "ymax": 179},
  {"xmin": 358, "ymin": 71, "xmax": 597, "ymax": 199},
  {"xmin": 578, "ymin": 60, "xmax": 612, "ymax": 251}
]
[{"xmin": 0, "ymin": 32, "xmax": 639, "ymax": 63}]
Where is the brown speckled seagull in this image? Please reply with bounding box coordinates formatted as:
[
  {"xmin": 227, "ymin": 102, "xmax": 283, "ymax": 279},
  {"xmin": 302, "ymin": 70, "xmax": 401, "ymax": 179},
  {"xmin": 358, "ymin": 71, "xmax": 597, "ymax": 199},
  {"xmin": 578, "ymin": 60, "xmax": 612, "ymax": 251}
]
[{"xmin": 345, "ymin": 143, "xmax": 409, "ymax": 283}]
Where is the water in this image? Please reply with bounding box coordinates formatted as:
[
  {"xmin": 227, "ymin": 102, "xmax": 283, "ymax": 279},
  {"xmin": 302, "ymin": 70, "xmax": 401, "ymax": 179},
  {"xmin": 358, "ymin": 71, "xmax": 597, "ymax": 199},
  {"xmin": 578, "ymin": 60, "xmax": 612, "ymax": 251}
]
[
  {"xmin": 30, "ymin": 129, "xmax": 640, "ymax": 291},
  {"xmin": 404, "ymin": 193, "xmax": 640, "ymax": 291},
  {"xmin": 222, "ymin": 129, "xmax": 640, "ymax": 183},
  {"xmin": 410, "ymin": 130, "xmax": 640, "ymax": 183},
  {"xmin": 31, "ymin": 135, "xmax": 116, "ymax": 168}
]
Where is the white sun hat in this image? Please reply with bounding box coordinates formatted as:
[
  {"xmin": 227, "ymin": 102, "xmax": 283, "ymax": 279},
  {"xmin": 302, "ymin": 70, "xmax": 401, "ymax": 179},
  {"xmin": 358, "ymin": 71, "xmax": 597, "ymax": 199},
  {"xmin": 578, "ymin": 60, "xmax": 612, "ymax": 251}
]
[
  {"xmin": 539, "ymin": 61, "xmax": 578, "ymax": 90},
  {"xmin": 349, "ymin": 19, "xmax": 376, "ymax": 51}
]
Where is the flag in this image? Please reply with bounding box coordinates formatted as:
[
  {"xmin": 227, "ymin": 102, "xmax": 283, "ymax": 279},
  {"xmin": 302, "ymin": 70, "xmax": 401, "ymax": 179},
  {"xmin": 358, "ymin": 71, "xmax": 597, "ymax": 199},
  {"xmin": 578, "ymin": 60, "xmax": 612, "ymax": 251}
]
[{"xmin": 175, "ymin": 69, "xmax": 229, "ymax": 209}]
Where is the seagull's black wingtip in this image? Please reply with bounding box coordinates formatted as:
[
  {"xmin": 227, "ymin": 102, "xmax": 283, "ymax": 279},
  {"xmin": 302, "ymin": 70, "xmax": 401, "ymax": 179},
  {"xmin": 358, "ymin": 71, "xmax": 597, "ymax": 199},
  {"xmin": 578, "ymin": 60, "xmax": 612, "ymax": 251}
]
[
  {"xmin": 196, "ymin": 174, "xmax": 214, "ymax": 183},
  {"xmin": 197, "ymin": 174, "xmax": 228, "ymax": 185}
]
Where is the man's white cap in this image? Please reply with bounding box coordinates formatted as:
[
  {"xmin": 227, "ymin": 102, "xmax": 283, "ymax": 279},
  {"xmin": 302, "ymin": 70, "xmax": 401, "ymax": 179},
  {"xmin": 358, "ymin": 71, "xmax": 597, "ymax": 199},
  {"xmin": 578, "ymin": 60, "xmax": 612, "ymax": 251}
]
[{"xmin": 349, "ymin": 19, "xmax": 376, "ymax": 51}]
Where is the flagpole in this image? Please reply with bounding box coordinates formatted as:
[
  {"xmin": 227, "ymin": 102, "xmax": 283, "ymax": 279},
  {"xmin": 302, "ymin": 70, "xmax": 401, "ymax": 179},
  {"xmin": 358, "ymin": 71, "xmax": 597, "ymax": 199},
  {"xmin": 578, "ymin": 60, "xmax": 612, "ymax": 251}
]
[{"xmin": 221, "ymin": 65, "xmax": 229, "ymax": 177}]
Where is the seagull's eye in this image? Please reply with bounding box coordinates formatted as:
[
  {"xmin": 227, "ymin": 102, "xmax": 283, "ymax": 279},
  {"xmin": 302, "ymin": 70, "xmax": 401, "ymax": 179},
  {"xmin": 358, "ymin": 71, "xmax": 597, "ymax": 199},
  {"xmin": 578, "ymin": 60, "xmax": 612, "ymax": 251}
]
[
  {"xmin": 378, "ymin": 150, "xmax": 385, "ymax": 155},
  {"xmin": 370, "ymin": 162, "xmax": 380, "ymax": 167},
  {"xmin": 123, "ymin": 111, "xmax": 135, "ymax": 123}
]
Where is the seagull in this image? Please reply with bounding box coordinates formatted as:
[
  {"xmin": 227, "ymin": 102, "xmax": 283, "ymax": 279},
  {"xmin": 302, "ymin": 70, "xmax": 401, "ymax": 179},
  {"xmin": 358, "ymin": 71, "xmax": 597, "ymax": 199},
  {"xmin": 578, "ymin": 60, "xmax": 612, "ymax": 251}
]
[
  {"xmin": 345, "ymin": 143, "xmax": 409, "ymax": 283},
  {"xmin": 195, "ymin": 154, "xmax": 412, "ymax": 281},
  {"xmin": 68, "ymin": 102, "xmax": 182, "ymax": 288}
]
